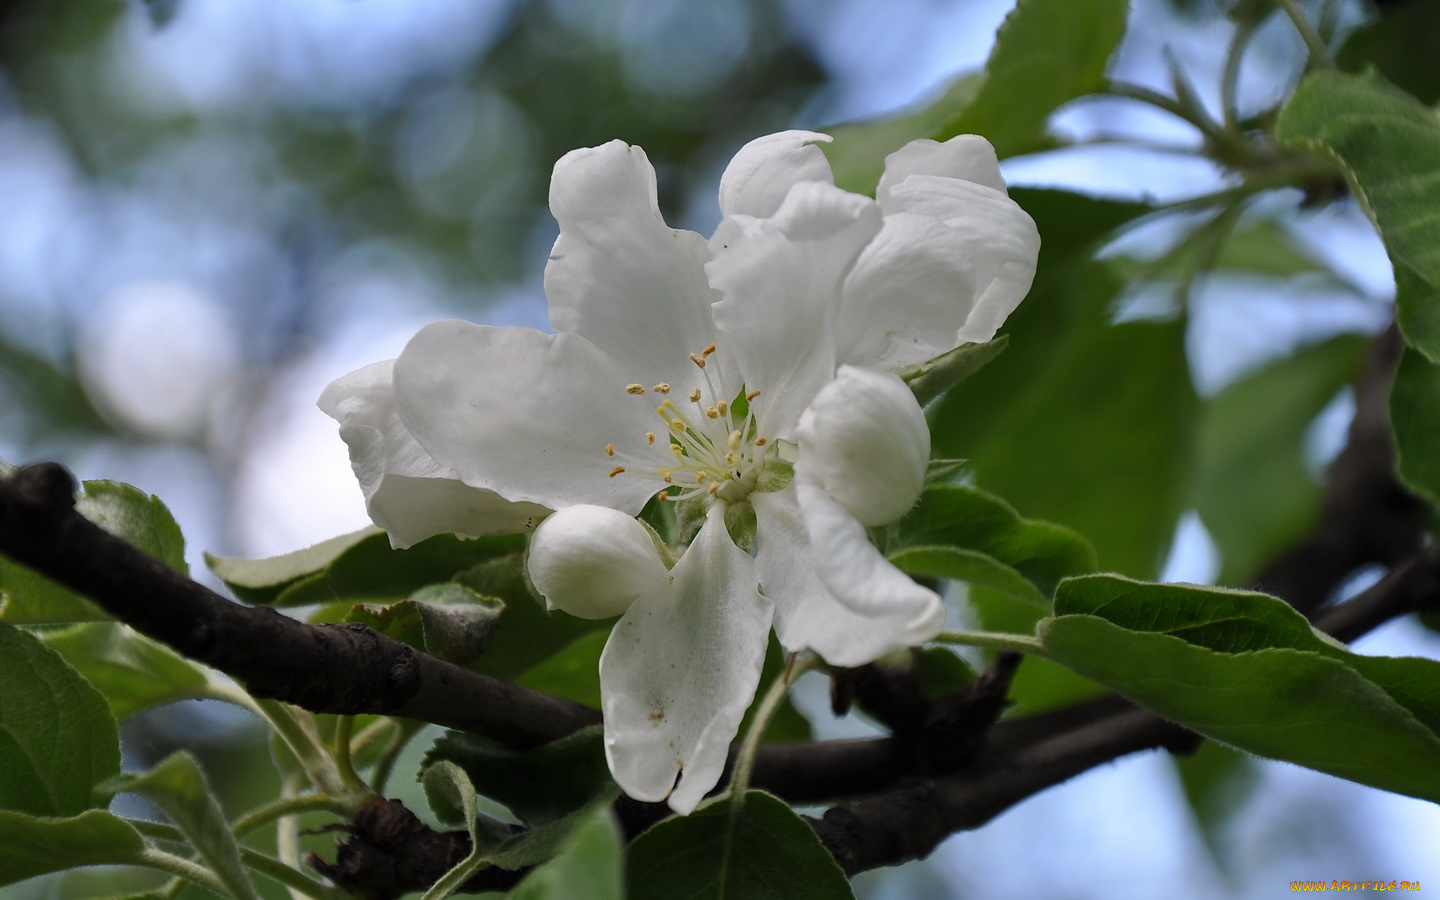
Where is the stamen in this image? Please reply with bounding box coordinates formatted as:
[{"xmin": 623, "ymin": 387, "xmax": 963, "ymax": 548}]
[
  {"xmin": 717, "ymin": 401, "xmax": 728, "ymax": 417},
  {"xmin": 708, "ymin": 483, "xmax": 720, "ymax": 494},
  {"xmin": 646, "ymin": 432, "xmax": 656, "ymax": 445},
  {"xmin": 652, "ymin": 383, "xmax": 671, "ymax": 394},
  {"xmin": 701, "ymin": 343, "xmax": 716, "ymax": 358},
  {"xmin": 696, "ymin": 472, "xmax": 708, "ymax": 483},
  {"xmin": 689, "ymin": 388, "xmax": 702, "ymax": 403},
  {"xmin": 608, "ymin": 466, "xmax": 626, "ymax": 478},
  {"xmin": 689, "ymin": 353, "xmax": 706, "ymax": 369},
  {"xmin": 605, "ymin": 443, "xmax": 615, "ymax": 456},
  {"xmin": 671, "ymin": 418, "xmax": 686, "ymax": 433},
  {"xmin": 746, "ymin": 389, "xmax": 762, "ymax": 401},
  {"xmin": 706, "ymin": 406, "xmax": 719, "ymax": 419},
  {"xmin": 755, "ymin": 437, "xmax": 768, "ymax": 446},
  {"xmin": 626, "ymin": 384, "xmax": 646, "ymax": 395}
]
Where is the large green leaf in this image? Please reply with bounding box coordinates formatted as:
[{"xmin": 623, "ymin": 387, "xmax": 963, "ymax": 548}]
[
  {"xmin": 113, "ymin": 752, "xmax": 262, "ymax": 900},
  {"xmin": 42, "ymin": 622, "xmax": 210, "ymax": 720},
  {"xmin": 1390, "ymin": 346, "xmax": 1440, "ymax": 508},
  {"xmin": 506, "ymin": 805, "xmax": 624, "ymax": 900},
  {"xmin": 1194, "ymin": 334, "xmax": 1369, "ymax": 585},
  {"xmin": 0, "ymin": 809, "xmax": 145, "ymax": 888},
  {"xmin": 1277, "ymin": 70, "xmax": 1440, "ymax": 363},
  {"xmin": 626, "ymin": 791, "xmax": 853, "ymax": 900},
  {"xmin": 426, "ymin": 725, "xmax": 613, "ymax": 827},
  {"xmin": 824, "ymin": 0, "xmax": 1129, "ymax": 191},
  {"xmin": 1, "ymin": 479, "xmax": 187, "ymax": 624},
  {"xmin": 1039, "ymin": 576, "xmax": 1440, "ymax": 802},
  {"xmin": 1337, "ymin": 0, "xmax": 1440, "ymax": 106},
  {"xmin": 0, "ymin": 622, "xmax": 120, "ymax": 816},
  {"xmin": 204, "ymin": 525, "xmax": 380, "ymax": 604}
]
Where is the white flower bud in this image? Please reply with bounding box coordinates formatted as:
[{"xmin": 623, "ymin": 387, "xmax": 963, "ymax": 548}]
[
  {"xmin": 795, "ymin": 365, "xmax": 929, "ymax": 527},
  {"xmin": 528, "ymin": 505, "xmax": 669, "ymax": 619}
]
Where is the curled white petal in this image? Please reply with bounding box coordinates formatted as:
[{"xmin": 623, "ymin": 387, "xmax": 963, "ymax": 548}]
[
  {"xmin": 876, "ymin": 134, "xmax": 1007, "ymax": 211},
  {"xmin": 795, "ymin": 366, "xmax": 929, "ymax": 527},
  {"xmin": 717, "ymin": 130, "xmax": 834, "ymax": 220},
  {"xmin": 600, "ymin": 507, "xmax": 771, "ymax": 813},
  {"xmin": 318, "ymin": 360, "xmax": 549, "ymax": 549},
  {"xmin": 528, "ymin": 506, "xmax": 669, "ymax": 619},
  {"xmin": 754, "ymin": 490, "xmax": 945, "ymax": 667}
]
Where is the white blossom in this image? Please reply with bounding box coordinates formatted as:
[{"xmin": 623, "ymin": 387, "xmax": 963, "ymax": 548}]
[{"xmin": 321, "ymin": 130, "xmax": 1039, "ymax": 812}]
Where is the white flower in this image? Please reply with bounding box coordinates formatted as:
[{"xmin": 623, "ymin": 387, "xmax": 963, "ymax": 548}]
[{"xmin": 320, "ymin": 130, "xmax": 1039, "ymax": 813}]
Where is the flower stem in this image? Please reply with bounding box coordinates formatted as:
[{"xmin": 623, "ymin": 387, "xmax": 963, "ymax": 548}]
[
  {"xmin": 332, "ymin": 715, "xmax": 368, "ymax": 792},
  {"xmin": 727, "ymin": 652, "xmax": 816, "ymax": 807},
  {"xmin": 933, "ymin": 629, "xmax": 1047, "ymax": 657},
  {"xmin": 132, "ymin": 847, "xmax": 231, "ymax": 899},
  {"xmin": 1276, "ymin": 0, "xmax": 1335, "ymax": 70},
  {"xmin": 130, "ymin": 820, "xmax": 346, "ymax": 900},
  {"xmin": 231, "ymin": 793, "xmax": 348, "ymax": 837}
]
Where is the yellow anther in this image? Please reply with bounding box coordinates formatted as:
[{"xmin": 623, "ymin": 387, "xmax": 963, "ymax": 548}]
[
  {"xmin": 705, "ymin": 406, "xmax": 719, "ymax": 419},
  {"xmin": 608, "ymin": 466, "xmax": 626, "ymax": 478},
  {"xmin": 671, "ymin": 418, "xmax": 686, "ymax": 433},
  {"xmin": 663, "ymin": 472, "xmax": 673, "ymax": 483},
  {"xmin": 689, "ymin": 353, "xmax": 706, "ymax": 369},
  {"xmin": 746, "ymin": 389, "xmax": 762, "ymax": 401},
  {"xmin": 689, "ymin": 388, "xmax": 702, "ymax": 403},
  {"xmin": 717, "ymin": 401, "xmax": 728, "ymax": 416},
  {"xmin": 702, "ymin": 343, "xmax": 716, "ymax": 358},
  {"xmin": 646, "ymin": 432, "xmax": 656, "ymax": 445},
  {"xmin": 696, "ymin": 472, "xmax": 708, "ymax": 483},
  {"xmin": 626, "ymin": 384, "xmax": 646, "ymax": 395},
  {"xmin": 657, "ymin": 491, "xmax": 670, "ymax": 502},
  {"xmin": 708, "ymin": 483, "xmax": 720, "ymax": 494},
  {"xmin": 652, "ymin": 383, "xmax": 671, "ymax": 394},
  {"xmin": 727, "ymin": 431, "xmax": 741, "ymax": 450},
  {"xmin": 725, "ymin": 452, "xmax": 736, "ymax": 466},
  {"xmin": 671, "ymin": 445, "xmax": 685, "ymax": 458},
  {"xmin": 755, "ymin": 437, "xmax": 768, "ymax": 446}
]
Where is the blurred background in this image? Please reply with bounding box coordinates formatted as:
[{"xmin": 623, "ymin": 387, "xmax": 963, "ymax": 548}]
[{"xmin": 1, "ymin": 0, "xmax": 1436, "ymax": 897}]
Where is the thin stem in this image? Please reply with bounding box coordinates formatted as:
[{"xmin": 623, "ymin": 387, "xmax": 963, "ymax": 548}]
[
  {"xmin": 933, "ymin": 630, "xmax": 1047, "ymax": 657},
  {"xmin": 727, "ymin": 652, "xmax": 818, "ymax": 806},
  {"xmin": 130, "ymin": 820, "xmax": 346, "ymax": 900},
  {"xmin": 1106, "ymin": 81, "xmax": 1226, "ymax": 142},
  {"xmin": 1277, "ymin": 0, "xmax": 1335, "ymax": 70},
  {"xmin": 231, "ymin": 793, "xmax": 348, "ymax": 837},
  {"xmin": 332, "ymin": 715, "xmax": 368, "ymax": 792},
  {"xmin": 1221, "ymin": 20, "xmax": 1260, "ymax": 132},
  {"xmin": 133, "ymin": 847, "xmax": 231, "ymax": 899}
]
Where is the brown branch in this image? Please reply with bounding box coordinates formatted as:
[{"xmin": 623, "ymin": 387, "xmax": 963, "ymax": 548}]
[{"xmin": 0, "ymin": 461, "xmax": 600, "ymax": 748}]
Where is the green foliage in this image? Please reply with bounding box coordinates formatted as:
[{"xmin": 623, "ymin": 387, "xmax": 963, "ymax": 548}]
[
  {"xmin": 1390, "ymin": 347, "xmax": 1440, "ymax": 508},
  {"xmin": 426, "ymin": 726, "xmax": 614, "ymax": 827},
  {"xmin": 824, "ymin": 0, "xmax": 1130, "ymax": 190},
  {"xmin": 203, "ymin": 526, "xmax": 380, "ymax": 604},
  {"xmin": 0, "ymin": 623, "xmax": 120, "ymax": 817},
  {"xmin": 626, "ymin": 791, "xmax": 854, "ymax": 900},
  {"xmin": 0, "ymin": 810, "xmax": 145, "ymax": 888},
  {"xmin": 41, "ymin": 622, "xmax": 210, "ymax": 720},
  {"xmin": 344, "ymin": 583, "xmax": 505, "ymax": 666},
  {"xmin": 111, "ymin": 753, "xmax": 264, "ymax": 900},
  {"xmin": 1194, "ymin": 335, "xmax": 1369, "ymax": 585},
  {"xmin": 506, "ymin": 805, "xmax": 624, "ymax": 900},
  {"xmin": 1040, "ymin": 576, "xmax": 1440, "ymax": 803},
  {"xmin": 1277, "ymin": 70, "xmax": 1440, "ymax": 364}
]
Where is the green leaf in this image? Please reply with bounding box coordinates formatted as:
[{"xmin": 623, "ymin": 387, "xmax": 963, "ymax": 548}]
[
  {"xmin": 890, "ymin": 546, "xmax": 1048, "ymax": 611},
  {"xmin": 514, "ymin": 630, "xmax": 607, "ymax": 710},
  {"xmin": 481, "ymin": 785, "xmax": 622, "ymax": 872},
  {"xmin": 1390, "ymin": 346, "xmax": 1440, "ymax": 508},
  {"xmin": 0, "ymin": 622, "xmax": 120, "ymax": 816},
  {"xmin": 41, "ymin": 623, "xmax": 210, "ymax": 720},
  {"xmin": 426, "ymin": 725, "xmax": 614, "ymax": 827},
  {"xmin": 626, "ymin": 791, "xmax": 853, "ymax": 900},
  {"xmin": 1194, "ymin": 335, "xmax": 1369, "ymax": 584},
  {"xmin": 891, "ymin": 484, "xmax": 1096, "ymax": 597},
  {"xmin": 1337, "ymin": 0, "xmax": 1440, "ymax": 106},
  {"xmin": 204, "ymin": 526, "xmax": 381, "ymax": 604},
  {"xmin": 1039, "ymin": 576, "xmax": 1440, "ymax": 802},
  {"xmin": 1, "ymin": 479, "xmax": 187, "ymax": 624},
  {"xmin": 344, "ymin": 583, "xmax": 504, "ymax": 665},
  {"xmin": 0, "ymin": 809, "xmax": 145, "ymax": 888},
  {"xmin": 113, "ymin": 752, "xmax": 263, "ymax": 900},
  {"xmin": 823, "ymin": 0, "xmax": 1128, "ymax": 190},
  {"xmin": 1277, "ymin": 70, "xmax": 1440, "ymax": 364},
  {"xmin": 506, "ymin": 805, "xmax": 624, "ymax": 900},
  {"xmin": 420, "ymin": 761, "xmax": 489, "ymax": 900}
]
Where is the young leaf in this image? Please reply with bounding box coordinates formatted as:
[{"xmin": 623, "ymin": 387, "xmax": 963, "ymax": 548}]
[
  {"xmin": 1277, "ymin": 70, "xmax": 1440, "ymax": 363},
  {"xmin": 0, "ymin": 809, "xmax": 145, "ymax": 888},
  {"xmin": 420, "ymin": 761, "xmax": 489, "ymax": 900},
  {"xmin": 1390, "ymin": 346, "xmax": 1440, "ymax": 508},
  {"xmin": 344, "ymin": 583, "xmax": 505, "ymax": 665},
  {"xmin": 42, "ymin": 623, "xmax": 210, "ymax": 720},
  {"xmin": 625, "ymin": 791, "xmax": 853, "ymax": 900},
  {"xmin": 1039, "ymin": 576, "xmax": 1440, "ymax": 802},
  {"xmin": 891, "ymin": 484, "xmax": 1096, "ymax": 597},
  {"xmin": 204, "ymin": 525, "xmax": 381, "ymax": 604},
  {"xmin": 113, "ymin": 751, "xmax": 263, "ymax": 900},
  {"xmin": 506, "ymin": 805, "xmax": 624, "ymax": 900},
  {"xmin": 889, "ymin": 546, "xmax": 1049, "ymax": 611},
  {"xmin": 426, "ymin": 725, "xmax": 613, "ymax": 827},
  {"xmin": 1, "ymin": 478, "xmax": 187, "ymax": 624},
  {"xmin": 0, "ymin": 622, "xmax": 120, "ymax": 816}
]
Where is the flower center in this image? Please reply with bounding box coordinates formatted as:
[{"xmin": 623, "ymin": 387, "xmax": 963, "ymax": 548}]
[{"xmin": 603, "ymin": 343, "xmax": 770, "ymax": 506}]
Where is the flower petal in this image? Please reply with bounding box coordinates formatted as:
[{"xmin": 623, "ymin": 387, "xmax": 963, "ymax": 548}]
[
  {"xmin": 709, "ymin": 181, "xmax": 883, "ymax": 439},
  {"xmin": 717, "ymin": 130, "xmax": 834, "ymax": 220},
  {"xmin": 600, "ymin": 506, "xmax": 771, "ymax": 813},
  {"xmin": 754, "ymin": 489, "xmax": 945, "ymax": 667},
  {"xmin": 876, "ymin": 135, "xmax": 1008, "ymax": 211},
  {"xmin": 528, "ymin": 505, "xmax": 669, "ymax": 619},
  {"xmin": 880, "ymin": 175, "xmax": 1040, "ymax": 346},
  {"xmin": 795, "ymin": 365, "xmax": 929, "ymax": 526},
  {"xmin": 318, "ymin": 360, "xmax": 549, "ymax": 548},
  {"xmin": 545, "ymin": 140, "xmax": 718, "ymax": 392},
  {"xmin": 392, "ymin": 320, "xmax": 669, "ymax": 514}
]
